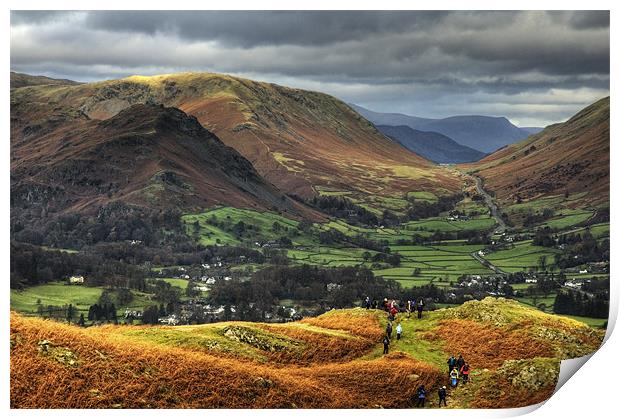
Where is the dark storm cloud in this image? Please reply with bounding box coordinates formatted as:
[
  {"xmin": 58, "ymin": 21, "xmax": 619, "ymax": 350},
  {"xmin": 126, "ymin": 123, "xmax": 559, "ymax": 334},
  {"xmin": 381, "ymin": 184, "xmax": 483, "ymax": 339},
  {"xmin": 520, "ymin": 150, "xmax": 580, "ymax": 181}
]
[
  {"xmin": 85, "ymin": 11, "xmax": 446, "ymax": 47},
  {"xmin": 10, "ymin": 10, "xmax": 75, "ymax": 24},
  {"xmin": 9, "ymin": 10, "xmax": 610, "ymax": 126},
  {"xmin": 567, "ymin": 10, "xmax": 610, "ymax": 29}
]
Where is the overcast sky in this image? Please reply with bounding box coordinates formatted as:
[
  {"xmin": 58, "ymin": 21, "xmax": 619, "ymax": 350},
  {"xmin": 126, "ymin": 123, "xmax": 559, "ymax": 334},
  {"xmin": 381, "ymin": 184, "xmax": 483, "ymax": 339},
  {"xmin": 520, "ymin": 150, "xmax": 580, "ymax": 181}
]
[{"xmin": 10, "ymin": 10, "xmax": 609, "ymax": 126}]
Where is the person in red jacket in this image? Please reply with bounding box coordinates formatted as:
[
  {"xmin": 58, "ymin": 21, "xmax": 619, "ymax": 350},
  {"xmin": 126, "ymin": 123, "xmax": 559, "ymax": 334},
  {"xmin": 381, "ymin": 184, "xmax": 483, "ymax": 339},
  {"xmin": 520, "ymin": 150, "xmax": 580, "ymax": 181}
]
[
  {"xmin": 390, "ymin": 305, "xmax": 398, "ymax": 319},
  {"xmin": 460, "ymin": 363, "xmax": 471, "ymax": 384}
]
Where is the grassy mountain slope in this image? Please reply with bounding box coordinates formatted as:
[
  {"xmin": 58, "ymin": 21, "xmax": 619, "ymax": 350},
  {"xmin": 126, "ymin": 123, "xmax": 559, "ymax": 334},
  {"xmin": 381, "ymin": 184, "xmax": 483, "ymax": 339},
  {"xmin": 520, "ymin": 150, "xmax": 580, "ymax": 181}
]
[
  {"xmin": 464, "ymin": 97, "xmax": 609, "ymax": 208},
  {"xmin": 10, "ymin": 298, "xmax": 603, "ymax": 408},
  {"xmin": 11, "ymin": 103, "xmax": 305, "ymax": 216},
  {"xmin": 11, "ymin": 73, "xmax": 460, "ymax": 200},
  {"xmin": 377, "ymin": 125, "xmax": 486, "ymax": 164}
]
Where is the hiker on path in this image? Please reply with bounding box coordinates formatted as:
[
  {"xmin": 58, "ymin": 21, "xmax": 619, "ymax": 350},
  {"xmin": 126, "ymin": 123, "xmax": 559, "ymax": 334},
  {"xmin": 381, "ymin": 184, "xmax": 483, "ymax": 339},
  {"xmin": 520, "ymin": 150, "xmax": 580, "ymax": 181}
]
[
  {"xmin": 460, "ymin": 363, "xmax": 471, "ymax": 384},
  {"xmin": 396, "ymin": 323, "xmax": 403, "ymax": 340},
  {"xmin": 450, "ymin": 367, "xmax": 459, "ymax": 387},
  {"xmin": 447, "ymin": 355, "xmax": 457, "ymax": 375},
  {"xmin": 438, "ymin": 386, "xmax": 447, "ymax": 407},
  {"xmin": 417, "ymin": 298, "xmax": 424, "ymax": 319},
  {"xmin": 383, "ymin": 335, "xmax": 390, "ymax": 354},
  {"xmin": 456, "ymin": 354, "xmax": 465, "ymax": 371},
  {"xmin": 416, "ymin": 385, "xmax": 426, "ymax": 407},
  {"xmin": 372, "ymin": 300, "xmax": 378, "ymax": 309},
  {"xmin": 386, "ymin": 322, "xmax": 393, "ymax": 339},
  {"xmin": 407, "ymin": 300, "xmax": 412, "ymax": 318},
  {"xmin": 365, "ymin": 296, "xmax": 371, "ymax": 309},
  {"xmin": 383, "ymin": 298, "xmax": 389, "ymax": 311},
  {"xmin": 390, "ymin": 305, "xmax": 398, "ymax": 320}
]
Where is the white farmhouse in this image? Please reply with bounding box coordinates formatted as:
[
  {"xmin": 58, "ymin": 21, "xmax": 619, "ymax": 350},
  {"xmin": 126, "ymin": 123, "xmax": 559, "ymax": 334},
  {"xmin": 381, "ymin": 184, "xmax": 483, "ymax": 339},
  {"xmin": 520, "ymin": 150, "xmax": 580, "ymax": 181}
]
[{"xmin": 69, "ymin": 275, "xmax": 84, "ymax": 284}]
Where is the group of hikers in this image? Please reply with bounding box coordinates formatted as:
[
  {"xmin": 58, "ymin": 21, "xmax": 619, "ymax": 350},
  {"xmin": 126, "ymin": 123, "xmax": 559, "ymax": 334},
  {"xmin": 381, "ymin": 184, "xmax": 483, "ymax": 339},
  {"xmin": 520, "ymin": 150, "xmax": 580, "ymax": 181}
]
[
  {"xmin": 411, "ymin": 355, "xmax": 471, "ymax": 408},
  {"xmin": 372, "ymin": 296, "xmax": 471, "ymax": 408},
  {"xmin": 382, "ymin": 322, "xmax": 403, "ymax": 354},
  {"xmin": 365, "ymin": 297, "xmax": 425, "ymax": 319},
  {"xmin": 374, "ymin": 297, "xmax": 424, "ymax": 356},
  {"xmin": 447, "ymin": 354, "xmax": 471, "ymax": 387}
]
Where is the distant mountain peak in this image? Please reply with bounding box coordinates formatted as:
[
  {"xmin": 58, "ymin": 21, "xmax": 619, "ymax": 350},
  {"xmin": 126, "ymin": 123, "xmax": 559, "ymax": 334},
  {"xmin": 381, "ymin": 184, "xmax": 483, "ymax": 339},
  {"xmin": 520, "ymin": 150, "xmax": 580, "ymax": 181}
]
[
  {"xmin": 352, "ymin": 104, "xmax": 535, "ymax": 153},
  {"xmin": 10, "ymin": 71, "xmax": 81, "ymax": 89},
  {"xmin": 377, "ymin": 124, "xmax": 486, "ymax": 164}
]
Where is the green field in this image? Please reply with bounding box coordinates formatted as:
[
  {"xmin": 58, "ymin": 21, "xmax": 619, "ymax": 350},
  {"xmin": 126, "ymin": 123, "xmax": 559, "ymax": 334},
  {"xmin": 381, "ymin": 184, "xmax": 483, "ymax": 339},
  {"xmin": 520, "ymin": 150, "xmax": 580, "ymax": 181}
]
[
  {"xmin": 374, "ymin": 242, "xmax": 493, "ymax": 283},
  {"xmin": 559, "ymin": 223, "xmax": 609, "ymax": 239},
  {"xmin": 160, "ymin": 278, "xmax": 190, "ymax": 289},
  {"xmin": 10, "ymin": 283, "xmax": 104, "ymax": 313},
  {"xmin": 406, "ymin": 191, "xmax": 438, "ymax": 202},
  {"xmin": 288, "ymin": 247, "xmax": 371, "ymax": 267},
  {"xmin": 287, "ymin": 240, "xmax": 494, "ymax": 284},
  {"xmin": 405, "ymin": 216, "xmax": 496, "ymax": 233},
  {"xmin": 511, "ymin": 283, "xmax": 533, "ymax": 290},
  {"xmin": 455, "ymin": 197, "xmax": 490, "ymax": 215},
  {"xmin": 182, "ymin": 207, "xmax": 306, "ymax": 246},
  {"xmin": 516, "ymin": 295, "xmax": 557, "ymax": 311},
  {"xmin": 11, "ymin": 282, "xmax": 155, "ymax": 316},
  {"xmin": 484, "ymin": 241, "xmax": 560, "ymax": 273},
  {"xmin": 503, "ymin": 193, "xmax": 598, "ymax": 230},
  {"xmin": 540, "ymin": 209, "xmax": 594, "ymax": 230},
  {"xmin": 588, "ymin": 223, "xmax": 610, "ymax": 239}
]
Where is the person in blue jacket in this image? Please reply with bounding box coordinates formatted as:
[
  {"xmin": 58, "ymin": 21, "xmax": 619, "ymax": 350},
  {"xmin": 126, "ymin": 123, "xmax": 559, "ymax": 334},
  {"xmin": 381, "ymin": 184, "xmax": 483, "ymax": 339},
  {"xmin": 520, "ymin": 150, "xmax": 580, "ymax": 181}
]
[{"xmin": 416, "ymin": 385, "xmax": 426, "ymax": 407}]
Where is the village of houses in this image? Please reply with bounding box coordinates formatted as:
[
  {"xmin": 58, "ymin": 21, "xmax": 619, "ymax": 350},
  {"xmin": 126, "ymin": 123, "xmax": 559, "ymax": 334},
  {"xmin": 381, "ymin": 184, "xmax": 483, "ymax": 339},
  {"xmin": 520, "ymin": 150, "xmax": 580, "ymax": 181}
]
[
  {"xmin": 53, "ymin": 226, "xmax": 608, "ymax": 327},
  {"xmin": 63, "ymin": 256, "xmax": 301, "ymax": 326}
]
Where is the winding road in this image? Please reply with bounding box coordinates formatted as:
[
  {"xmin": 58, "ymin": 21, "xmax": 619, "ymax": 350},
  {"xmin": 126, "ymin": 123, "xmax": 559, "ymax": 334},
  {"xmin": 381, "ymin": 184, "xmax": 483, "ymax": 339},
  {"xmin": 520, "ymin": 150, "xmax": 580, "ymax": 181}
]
[
  {"xmin": 473, "ymin": 175, "xmax": 507, "ymax": 235},
  {"xmin": 470, "ymin": 249, "xmax": 507, "ymax": 275},
  {"xmin": 461, "ymin": 173, "xmax": 509, "ymax": 274}
]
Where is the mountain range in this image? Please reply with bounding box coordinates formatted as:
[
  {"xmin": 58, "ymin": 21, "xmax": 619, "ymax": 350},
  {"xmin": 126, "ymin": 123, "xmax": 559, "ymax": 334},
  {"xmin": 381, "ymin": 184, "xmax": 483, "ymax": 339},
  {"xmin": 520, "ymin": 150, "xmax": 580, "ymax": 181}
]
[
  {"xmin": 11, "ymin": 72, "xmax": 460, "ymax": 207},
  {"xmin": 377, "ymin": 125, "xmax": 486, "ymax": 164},
  {"xmin": 351, "ymin": 104, "xmax": 541, "ymax": 154},
  {"xmin": 10, "ymin": 71, "xmax": 608, "ymax": 217}
]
